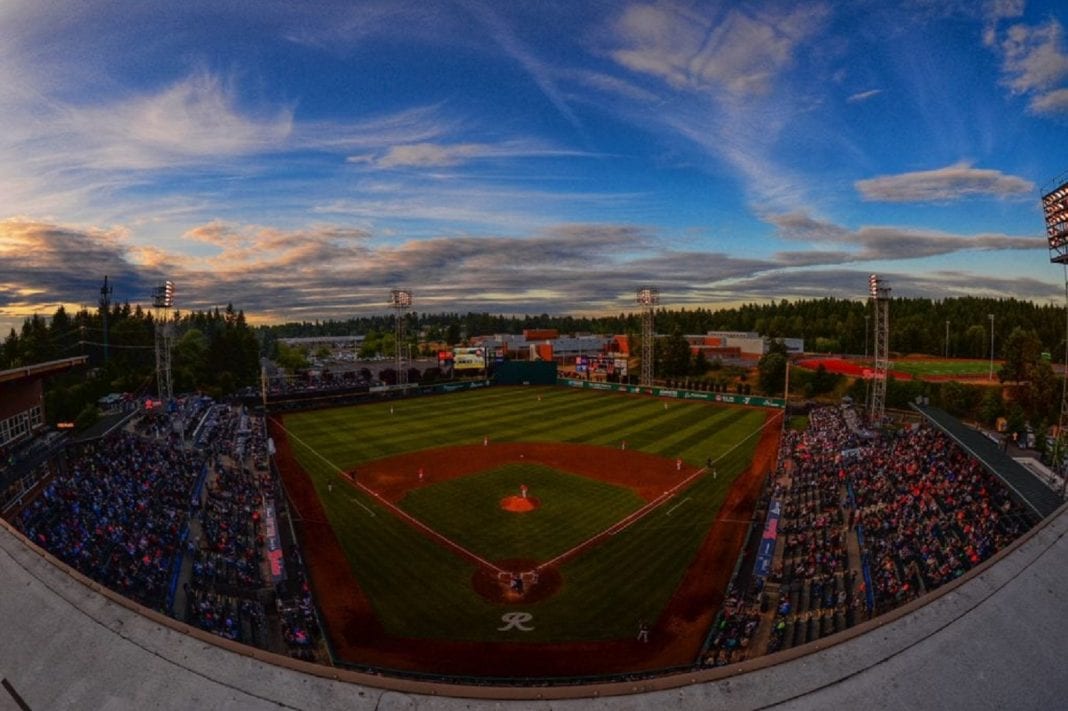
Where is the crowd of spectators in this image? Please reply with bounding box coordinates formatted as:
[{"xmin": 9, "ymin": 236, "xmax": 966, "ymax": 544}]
[
  {"xmin": 185, "ymin": 407, "xmax": 272, "ymax": 646},
  {"xmin": 850, "ymin": 423, "xmax": 1036, "ymax": 612},
  {"xmin": 703, "ymin": 585, "xmax": 763, "ymax": 666},
  {"xmin": 17, "ymin": 432, "xmax": 205, "ymax": 612},
  {"xmin": 761, "ymin": 407, "xmax": 860, "ymax": 653},
  {"xmin": 13, "ymin": 398, "xmax": 324, "ymax": 661},
  {"xmin": 748, "ymin": 404, "xmax": 1038, "ymax": 657},
  {"xmin": 279, "ymin": 581, "xmax": 321, "ymax": 661}
]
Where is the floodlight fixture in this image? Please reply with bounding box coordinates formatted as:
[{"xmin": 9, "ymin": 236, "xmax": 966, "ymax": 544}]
[
  {"xmin": 636, "ymin": 287, "xmax": 659, "ymax": 307},
  {"xmin": 868, "ymin": 273, "xmax": 879, "ymax": 299},
  {"xmin": 1043, "ymin": 176, "xmax": 1068, "ymax": 264},
  {"xmin": 153, "ymin": 280, "xmax": 175, "ymax": 309},
  {"xmin": 390, "ymin": 289, "xmax": 413, "ymax": 309}
]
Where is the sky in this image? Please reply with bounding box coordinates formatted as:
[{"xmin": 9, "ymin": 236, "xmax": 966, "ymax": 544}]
[{"xmin": 3, "ymin": 0, "xmax": 1068, "ymax": 335}]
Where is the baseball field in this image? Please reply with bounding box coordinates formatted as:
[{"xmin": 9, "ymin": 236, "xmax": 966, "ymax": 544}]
[{"xmin": 269, "ymin": 385, "xmax": 780, "ymax": 679}]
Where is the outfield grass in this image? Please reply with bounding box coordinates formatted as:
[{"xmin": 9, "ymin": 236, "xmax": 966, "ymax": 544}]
[{"xmin": 281, "ymin": 386, "xmax": 770, "ymax": 643}]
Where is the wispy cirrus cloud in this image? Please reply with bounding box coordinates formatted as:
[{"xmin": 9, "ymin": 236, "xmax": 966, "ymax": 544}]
[
  {"xmin": 460, "ymin": 0, "xmax": 582, "ymax": 129},
  {"xmin": 726, "ymin": 267, "xmax": 1058, "ymax": 303},
  {"xmin": 855, "ymin": 162, "xmax": 1034, "ymax": 202},
  {"xmin": 349, "ymin": 141, "xmax": 591, "ymax": 169},
  {"xmin": 847, "ymin": 89, "xmax": 883, "ymax": 103},
  {"xmin": 22, "ymin": 71, "xmax": 293, "ymax": 172},
  {"xmin": 599, "ymin": 2, "xmax": 834, "ymax": 214}
]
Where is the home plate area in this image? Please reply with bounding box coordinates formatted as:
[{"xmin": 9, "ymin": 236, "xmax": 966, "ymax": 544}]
[{"xmin": 471, "ymin": 559, "xmax": 563, "ymax": 604}]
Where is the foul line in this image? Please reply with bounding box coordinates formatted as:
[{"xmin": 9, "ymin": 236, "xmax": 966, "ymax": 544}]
[
  {"xmin": 353, "ymin": 480, "xmax": 505, "ymax": 575},
  {"xmin": 270, "ymin": 418, "xmax": 375, "ymax": 518},
  {"xmin": 271, "ymin": 417, "xmax": 503, "ymax": 576},
  {"xmin": 537, "ymin": 409, "xmax": 783, "ymax": 572}
]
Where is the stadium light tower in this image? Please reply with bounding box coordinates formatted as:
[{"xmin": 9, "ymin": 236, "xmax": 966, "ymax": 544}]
[
  {"xmin": 1041, "ymin": 173, "xmax": 1068, "ymax": 496},
  {"xmin": 868, "ymin": 274, "xmax": 891, "ymax": 426},
  {"xmin": 636, "ymin": 287, "xmax": 659, "ymax": 388},
  {"xmin": 152, "ymin": 280, "xmax": 175, "ymax": 403},
  {"xmin": 99, "ymin": 276, "xmax": 113, "ymax": 364},
  {"xmin": 390, "ymin": 289, "xmax": 412, "ymax": 386}
]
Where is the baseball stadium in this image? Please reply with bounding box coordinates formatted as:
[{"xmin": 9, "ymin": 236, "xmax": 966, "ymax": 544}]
[{"xmin": 2, "ymin": 345, "xmax": 1068, "ymax": 710}]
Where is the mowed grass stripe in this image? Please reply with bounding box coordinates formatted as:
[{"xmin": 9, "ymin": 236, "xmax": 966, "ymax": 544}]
[
  {"xmin": 281, "ymin": 387, "xmax": 771, "ymax": 642},
  {"xmin": 661, "ymin": 408, "xmax": 758, "ymax": 462},
  {"xmin": 561, "ymin": 397, "xmax": 698, "ymax": 445},
  {"xmin": 290, "ymin": 387, "xmax": 630, "ymax": 463},
  {"xmin": 410, "ymin": 388, "xmax": 652, "ymax": 447},
  {"xmin": 286, "ymin": 387, "xmax": 697, "ymax": 467}
]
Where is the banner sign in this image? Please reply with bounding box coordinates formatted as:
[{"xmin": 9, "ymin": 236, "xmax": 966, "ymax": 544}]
[
  {"xmin": 262, "ymin": 497, "xmax": 286, "ymax": 585},
  {"xmin": 558, "ymin": 379, "xmax": 785, "ymax": 409},
  {"xmin": 754, "ymin": 498, "xmax": 782, "ymax": 578},
  {"xmin": 453, "ymin": 347, "xmax": 486, "ymax": 370}
]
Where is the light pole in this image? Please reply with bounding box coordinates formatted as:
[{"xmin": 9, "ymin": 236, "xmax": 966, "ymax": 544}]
[
  {"xmin": 945, "ymin": 320, "xmax": 950, "ymax": 358},
  {"xmin": 864, "ymin": 313, "xmax": 870, "ymax": 359},
  {"xmin": 988, "ymin": 314, "xmax": 995, "ymax": 380}
]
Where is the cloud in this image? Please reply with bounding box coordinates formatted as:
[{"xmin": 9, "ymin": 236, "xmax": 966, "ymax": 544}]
[
  {"xmin": 610, "ymin": 2, "xmax": 829, "ymax": 96},
  {"xmin": 991, "ymin": 18, "xmax": 1068, "ymax": 115},
  {"xmin": 0, "ymin": 213, "xmax": 1055, "ymax": 338},
  {"xmin": 726, "ymin": 267, "xmax": 1059, "ymax": 303},
  {"xmin": 846, "ymin": 89, "xmax": 882, "ymax": 103},
  {"xmin": 1027, "ymin": 86, "xmax": 1068, "ymax": 114},
  {"xmin": 0, "ymin": 218, "xmax": 159, "ymax": 316},
  {"xmin": 764, "ymin": 212, "xmax": 851, "ymax": 241},
  {"xmin": 854, "ymin": 162, "xmax": 1034, "ymax": 202},
  {"xmin": 357, "ymin": 141, "xmax": 589, "ymax": 169},
  {"xmin": 56, "ymin": 71, "xmax": 293, "ymax": 170},
  {"xmin": 765, "ymin": 210, "xmax": 1043, "ymax": 262},
  {"xmin": 982, "ymin": 0, "xmax": 1025, "ymax": 46},
  {"xmin": 567, "ymin": 69, "xmax": 663, "ymax": 104}
]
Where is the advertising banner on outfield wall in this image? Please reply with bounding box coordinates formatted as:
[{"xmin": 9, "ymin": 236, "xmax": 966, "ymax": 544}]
[{"xmin": 559, "ymin": 379, "xmax": 785, "ymax": 409}]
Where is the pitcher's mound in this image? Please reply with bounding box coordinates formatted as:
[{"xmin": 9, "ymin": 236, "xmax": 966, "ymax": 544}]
[{"xmin": 500, "ymin": 495, "xmax": 540, "ymax": 512}]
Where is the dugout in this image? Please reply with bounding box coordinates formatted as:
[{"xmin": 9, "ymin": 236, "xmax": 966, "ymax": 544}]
[{"xmin": 492, "ymin": 360, "xmax": 557, "ymax": 385}]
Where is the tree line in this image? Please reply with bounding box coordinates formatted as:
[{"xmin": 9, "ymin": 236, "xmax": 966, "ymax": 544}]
[
  {"xmin": 2, "ymin": 303, "xmax": 259, "ymax": 427},
  {"xmin": 257, "ymin": 296, "xmax": 1068, "ymax": 360}
]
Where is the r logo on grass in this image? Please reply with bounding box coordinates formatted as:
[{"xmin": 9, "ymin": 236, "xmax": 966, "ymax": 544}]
[{"xmin": 498, "ymin": 611, "xmax": 534, "ymax": 632}]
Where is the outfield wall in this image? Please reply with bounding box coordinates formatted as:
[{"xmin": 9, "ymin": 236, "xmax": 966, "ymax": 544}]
[
  {"xmin": 558, "ymin": 378, "xmax": 786, "ymax": 409},
  {"xmin": 263, "ymin": 379, "xmax": 491, "ymax": 413}
]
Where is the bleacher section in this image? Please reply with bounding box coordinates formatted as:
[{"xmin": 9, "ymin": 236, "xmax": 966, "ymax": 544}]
[{"xmin": 912, "ymin": 403, "xmax": 1063, "ymax": 518}]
